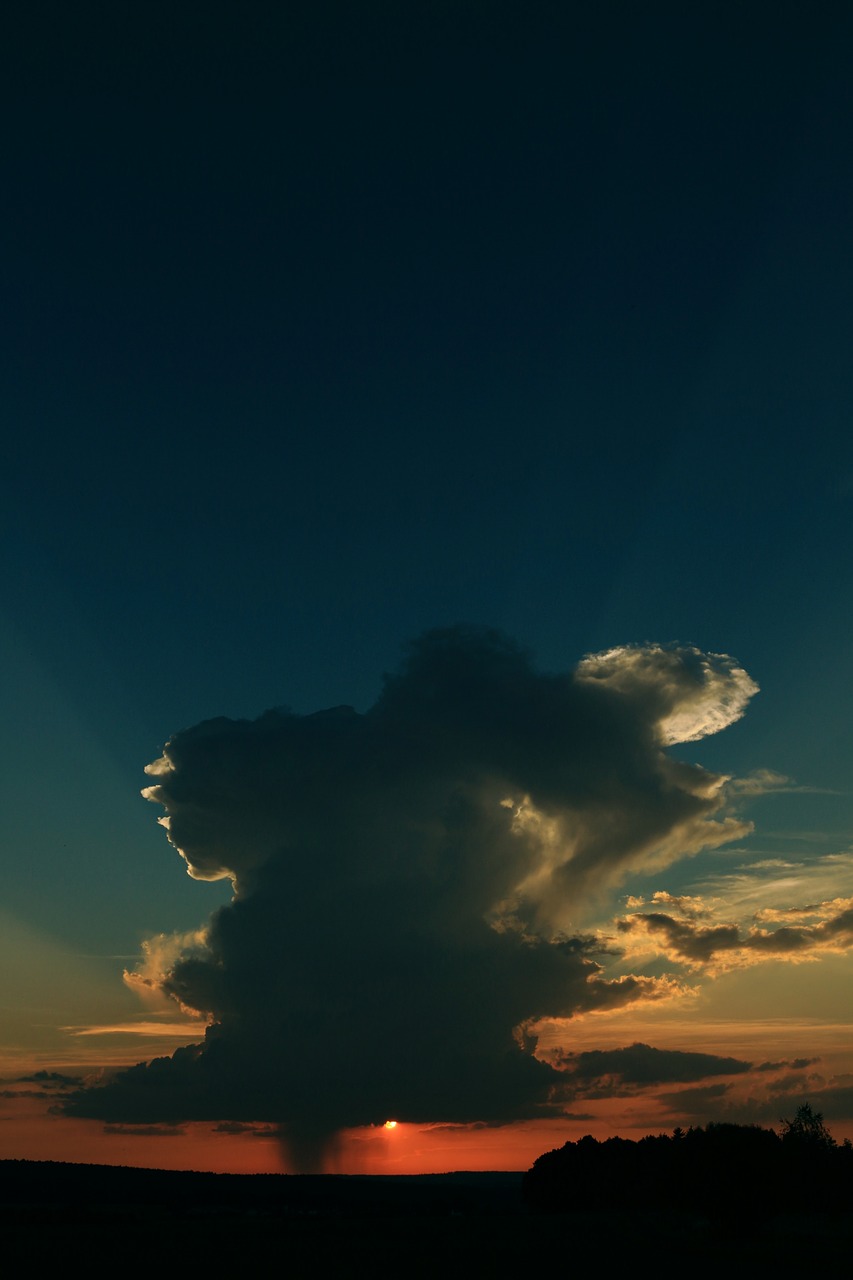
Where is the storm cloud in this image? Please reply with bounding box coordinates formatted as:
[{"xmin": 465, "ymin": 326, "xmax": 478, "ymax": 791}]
[{"xmin": 63, "ymin": 627, "xmax": 758, "ymax": 1166}]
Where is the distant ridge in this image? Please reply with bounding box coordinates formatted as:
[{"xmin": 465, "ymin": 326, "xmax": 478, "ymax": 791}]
[{"xmin": 0, "ymin": 1158, "xmax": 526, "ymax": 1218}]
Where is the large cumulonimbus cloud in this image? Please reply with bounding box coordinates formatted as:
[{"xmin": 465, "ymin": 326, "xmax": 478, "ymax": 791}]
[{"xmin": 63, "ymin": 627, "xmax": 758, "ymax": 1167}]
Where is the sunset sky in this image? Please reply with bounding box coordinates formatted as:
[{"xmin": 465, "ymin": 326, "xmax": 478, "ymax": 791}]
[{"xmin": 3, "ymin": 4, "xmax": 853, "ymax": 1175}]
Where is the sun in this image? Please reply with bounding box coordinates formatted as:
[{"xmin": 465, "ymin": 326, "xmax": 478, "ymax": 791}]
[{"xmin": 383, "ymin": 1120, "xmax": 398, "ymax": 1130}]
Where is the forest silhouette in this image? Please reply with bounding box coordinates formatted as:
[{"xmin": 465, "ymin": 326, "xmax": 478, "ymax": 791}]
[{"xmin": 523, "ymin": 1104, "xmax": 853, "ymax": 1226}]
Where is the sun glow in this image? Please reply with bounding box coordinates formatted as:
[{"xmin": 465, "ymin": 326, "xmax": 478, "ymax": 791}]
[{"xmin": 384, "ymin": 1120, "xmax": 398, "ymax": 1129}]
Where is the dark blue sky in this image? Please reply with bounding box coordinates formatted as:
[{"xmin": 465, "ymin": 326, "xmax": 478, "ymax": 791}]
[{"xmin": 3, "ymin": 3, "xmax": 853, "ymax": 954}]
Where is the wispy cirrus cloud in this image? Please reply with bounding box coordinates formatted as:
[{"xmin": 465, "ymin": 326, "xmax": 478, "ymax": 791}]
[{"xmin": 66, "ymin": 1022, "xmax": 210, "ymax": 1038}]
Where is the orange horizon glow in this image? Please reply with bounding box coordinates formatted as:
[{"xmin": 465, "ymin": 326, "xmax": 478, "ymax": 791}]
[{"xmin": 5, "ymin": 1088, "xmax": 853, "ymax": 1178}]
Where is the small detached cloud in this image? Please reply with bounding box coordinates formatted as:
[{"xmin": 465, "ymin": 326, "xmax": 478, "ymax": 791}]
[
  {"xmin": 1, "ymin": 1070, "xmax": 82, "ymax": 1099},
  {"xmin": 624, "ymin": 891, "xmax": 712, "ymax": 920},
  {"xmin": 554, "ymin": 1042, "xmax": 752, "ymax": 1097},
  {"xmin": 617, "ymin": 896, "xmax": 853, "ymax": 973},
  {"xmin": 61, "ymin": 627, "xmax": 761, "ymax": 1168},
  {"xmin": 102, "ymin": 1123, "xmax": 186, "ymax": 1137},
  {"xmin": 213, "ymin": 1121, "xmax": 277, "ymax": 1137},
  {"xmin": 17, "ymin": 1070, "xmax": 80, "ymax": 1089},
  {"xmin": 754, "ymin": 897, "xmax": 853, "ymax": 925}
]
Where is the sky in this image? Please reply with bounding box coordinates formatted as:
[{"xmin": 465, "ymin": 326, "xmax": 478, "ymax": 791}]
[{"xmin": 3, "ymin": 3, "xmax": 853, "ymax": 1175}]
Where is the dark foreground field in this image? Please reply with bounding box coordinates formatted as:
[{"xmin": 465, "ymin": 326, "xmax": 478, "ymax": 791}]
[{"xmin": 4, "ymin": 1159, "xmax": 853, "ymax": 1270}]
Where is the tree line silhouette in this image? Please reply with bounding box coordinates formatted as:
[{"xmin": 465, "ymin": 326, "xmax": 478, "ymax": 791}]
[{"xmin": 523, "ymin": 1105, "xmax": 853, "ymax": 1226}]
